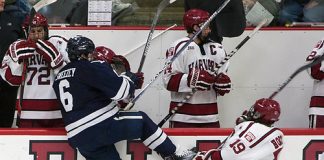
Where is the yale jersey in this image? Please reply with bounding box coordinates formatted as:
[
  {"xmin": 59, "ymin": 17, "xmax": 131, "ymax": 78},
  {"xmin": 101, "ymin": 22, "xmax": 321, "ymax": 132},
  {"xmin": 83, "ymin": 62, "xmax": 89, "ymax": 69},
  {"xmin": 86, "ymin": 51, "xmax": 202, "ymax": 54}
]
[
  {"xmin": 221, "ymin": 121, "xmax": 284, "ymax": 160},
  {"xmin": 53, "ymin": 60, "xmax": 134, "ymax": 139},
  {"xmin": 162, "ymin": 37, "xmax": 229, "ymax": 124}
]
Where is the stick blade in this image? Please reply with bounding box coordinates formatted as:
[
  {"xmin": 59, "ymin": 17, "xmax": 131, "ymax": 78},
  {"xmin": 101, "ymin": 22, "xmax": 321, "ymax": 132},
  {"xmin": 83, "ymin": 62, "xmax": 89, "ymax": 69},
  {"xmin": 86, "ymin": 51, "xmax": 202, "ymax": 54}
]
[{"xmin": 33, "ymin": 0, "xmax": 58, "ymax": 11}]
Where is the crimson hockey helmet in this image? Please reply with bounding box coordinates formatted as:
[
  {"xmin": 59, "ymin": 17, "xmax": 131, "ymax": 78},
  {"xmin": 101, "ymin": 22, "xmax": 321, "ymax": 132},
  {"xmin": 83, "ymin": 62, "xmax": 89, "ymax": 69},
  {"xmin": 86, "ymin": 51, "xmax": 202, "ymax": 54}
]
[
  {"xmin": 66, "ymin": 35, "xmax": 95, "ymax": 61},
  {"xmin": 22, "ymin": 13, "xmax": 49, "ymax": 38},
  {"xmin": 249, "ymin": 98, "xmax": 281, "ymax": 125},
  {"xmin": 93, "ymin": 46, "xmax": 116, "ymax": 63},
  {"xmin": 183, "ymin": 9, "xmax": 210, "ymax": 33}
]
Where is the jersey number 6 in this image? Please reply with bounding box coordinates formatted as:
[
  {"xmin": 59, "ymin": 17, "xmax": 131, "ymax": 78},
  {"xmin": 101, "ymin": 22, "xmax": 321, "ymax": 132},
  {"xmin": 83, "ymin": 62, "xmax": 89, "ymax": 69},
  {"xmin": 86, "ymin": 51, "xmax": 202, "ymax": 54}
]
[{"xmin": 58, "ymin": 79, "xmax": 73, "ymax": 112}]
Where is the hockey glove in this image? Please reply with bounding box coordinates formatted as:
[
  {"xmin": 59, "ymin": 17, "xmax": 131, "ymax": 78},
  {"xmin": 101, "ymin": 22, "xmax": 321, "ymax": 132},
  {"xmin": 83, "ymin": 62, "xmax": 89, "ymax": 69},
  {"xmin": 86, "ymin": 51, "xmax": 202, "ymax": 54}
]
[
  {"xmin": 187, "ymin": 68, "xmax": 216, "ymax": 91},
  {"xmin": 213, "ymin": 73, "xmax": 231, "ymax": 96},
  {"xmin": 134, "ymin": 72, "xmax": 144, "ymax": 89},
  {"xmin": 35, "ymin": 39, "xmax": 63, "ymax": 68},
  {"xmin": 121, "ymin": 71, "xmax": 142, "ymax": 89},
  {"xmin": 9, "ymin": 40, "xmax": 36, "ymax": 63},
  {"xmin": 235, "ymin": 110, "xmax": 251, "ymax": 125}
]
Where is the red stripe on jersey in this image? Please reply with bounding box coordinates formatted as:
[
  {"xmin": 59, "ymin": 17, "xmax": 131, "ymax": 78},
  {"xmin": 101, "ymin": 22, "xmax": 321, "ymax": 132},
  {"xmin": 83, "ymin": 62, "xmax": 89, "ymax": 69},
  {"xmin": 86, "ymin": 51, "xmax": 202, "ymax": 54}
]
[
  {"xmin": 249, "ymin": 128, "xmax": 280, "ymax": 148},
  {"xmin": 4, "ymin": 67, "xmax": 22, "ymax": 85},
  {"xmin": 239, "ymin": 122, "xmax": 254, "ymax": 138},
  {"xmin": 170, "ymin": 102, "xmax": 218, "ymax": 115},
  {"xmin": 174, "ymin": 40, "xmax": 189, "ymax": 56},
  {"xmin": 16, "ymin": 99, "xmax": 61, "ymax": 111},
  {"xmin": 310, "ymin": 96, "xmax": 324, "ymax": 107},
  {"xmin": 311, "ymin": 62, "xmax": 324, "ymax": 80},
  {"xmin": 167, "ymin": 73, "xmax": 184, "ymax": 91}
]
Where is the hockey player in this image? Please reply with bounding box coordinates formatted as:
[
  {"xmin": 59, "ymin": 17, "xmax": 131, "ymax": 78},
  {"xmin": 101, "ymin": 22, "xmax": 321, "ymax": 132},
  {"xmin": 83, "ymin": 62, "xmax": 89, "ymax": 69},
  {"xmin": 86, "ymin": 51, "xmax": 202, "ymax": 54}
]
[
  {"xmin": 306, "ymin": 37, "xmax": 324, "ymax": 128},
  {"xmin": 52, "ymin": 35, "xmax": 197, "ymax": 160},
  {"xmin": 0, "ymin": 13, "xmax": 68, "ymax": 127},
  {"xmin": 194, "ymin": 98, "xmax": 284, "ymax": 160},
  {"xmin": 162, "ymin": 9, "xmax": 231, "ymax": 128},
  {"xmin": 92, "ymin": 46, "xmax": 144, "ymax": 108}
]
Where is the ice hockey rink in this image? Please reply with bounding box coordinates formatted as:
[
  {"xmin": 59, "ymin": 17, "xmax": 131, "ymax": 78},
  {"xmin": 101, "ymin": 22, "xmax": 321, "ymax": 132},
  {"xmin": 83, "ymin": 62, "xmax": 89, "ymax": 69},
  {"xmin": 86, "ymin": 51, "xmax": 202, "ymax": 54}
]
[{"xmin": 1, "ymin": 26, "xmax": 323, "ymax": 160}]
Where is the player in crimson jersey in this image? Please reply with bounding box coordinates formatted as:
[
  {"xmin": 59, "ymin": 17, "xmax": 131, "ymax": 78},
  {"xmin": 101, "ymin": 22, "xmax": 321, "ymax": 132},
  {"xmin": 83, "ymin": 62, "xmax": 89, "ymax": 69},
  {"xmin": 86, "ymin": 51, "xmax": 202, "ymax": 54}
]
[
  {"xmin": 306, "ymin": 37, "xmax": 324, "ymax": 128},
  {"xmin": 162, "ymin": 9, "xmax": 231, "ymax": 128},
  {"xmin": 92, "ymin": 46, "xmax": 144, "ymax": 108},
  {"xmin": 194, "ymin": 98, "xmax": 284, "ymax": 160},
  {"xmin": 0, "ymin": 13, "xmax": 68, "ymax": 127}
]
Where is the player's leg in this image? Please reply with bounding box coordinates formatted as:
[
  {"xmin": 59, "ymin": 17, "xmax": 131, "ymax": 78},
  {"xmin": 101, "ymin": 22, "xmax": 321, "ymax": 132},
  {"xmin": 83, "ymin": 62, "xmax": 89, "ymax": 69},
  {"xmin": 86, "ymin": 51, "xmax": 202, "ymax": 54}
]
[
  {"xmin": 0, "ymin": 78, "xmax": 18, "ymax": 127},
  {"xmin": 109, "ymin": 111, "xmax": 197, "ymax": 159},
  {"xmin": 309, "ymin": 114, "xmax": 324, "ymax": 128}
]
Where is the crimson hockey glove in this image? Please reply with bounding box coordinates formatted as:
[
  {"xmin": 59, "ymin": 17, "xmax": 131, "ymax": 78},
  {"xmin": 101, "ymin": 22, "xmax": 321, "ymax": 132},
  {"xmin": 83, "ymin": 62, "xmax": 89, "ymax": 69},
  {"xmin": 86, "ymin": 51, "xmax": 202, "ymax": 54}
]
[
  {"xmin": 213, "ymin": 73, "xmax": 231, "ymax": 96},
  {"xmin": 9, "ymin": 39, "xmax": 37, "ymax": 63},
  {"xmin": 134, "ymin": 72, "xmax": 144, "ymax": 89},
  {"xmin": 35, "ymin": 39, "xmax": 63, "ymax": 68},
  {"xmin": 187, "ymin": 68, "xmax": 216, "ymax": 91},
  {"xmin": 235, "ymin": 110, "xmax": 250, "ymax": 125}
]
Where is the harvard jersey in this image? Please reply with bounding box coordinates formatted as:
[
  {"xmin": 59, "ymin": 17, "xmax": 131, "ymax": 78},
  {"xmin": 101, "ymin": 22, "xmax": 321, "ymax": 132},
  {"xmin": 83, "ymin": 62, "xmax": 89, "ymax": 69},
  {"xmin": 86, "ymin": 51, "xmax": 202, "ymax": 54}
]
[
  {"xmin": 53, "ymin": 60, "xmax": 134, "ymax": 138},
  {"xmin": 306, "ymin": 37, "xmax": 324, "ymax": 128},
  {"xmin": 220, "ymin": 121, "xmax": 284, "ymax": 160},
  {"xmin": 162, "ymin": 37, "xmax": 229, "ymax": 125},
  {"xmin": 0, "ymin": 36, "xmax": 68, "ymax": 127}
]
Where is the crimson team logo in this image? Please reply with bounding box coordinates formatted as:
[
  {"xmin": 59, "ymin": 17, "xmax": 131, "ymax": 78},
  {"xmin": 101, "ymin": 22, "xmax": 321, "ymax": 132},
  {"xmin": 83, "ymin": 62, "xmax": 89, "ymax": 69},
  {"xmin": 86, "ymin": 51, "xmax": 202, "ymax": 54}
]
[
  {"xmin": 303, "ymin": 140, "xmax": 324, "ymax": 160},
  {"xmin": 29, "ymin": 140, "xmax": 77, "ymax": 160}
]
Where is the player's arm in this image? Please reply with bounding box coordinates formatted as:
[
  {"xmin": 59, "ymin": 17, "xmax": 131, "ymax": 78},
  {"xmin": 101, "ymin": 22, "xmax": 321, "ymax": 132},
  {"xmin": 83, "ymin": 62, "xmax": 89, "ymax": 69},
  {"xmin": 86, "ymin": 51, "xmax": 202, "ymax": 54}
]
[
  {"xmin": 162, "ymin": 43, "xmax": 217, "ymax": 92},
  {"xmin": 1, "ymin": 39, "xmax": 36, "ymax": 85},
  {"xmin": 35, "ymin": 39, "xmax": 64, "ymax": 70},
  {"xmin": 89, "ymin": 62, "xmax": 138, "ymax": 101},
  {"xmin": 306, "ymin": 38, "xmax": 324, "ymax": 80}
]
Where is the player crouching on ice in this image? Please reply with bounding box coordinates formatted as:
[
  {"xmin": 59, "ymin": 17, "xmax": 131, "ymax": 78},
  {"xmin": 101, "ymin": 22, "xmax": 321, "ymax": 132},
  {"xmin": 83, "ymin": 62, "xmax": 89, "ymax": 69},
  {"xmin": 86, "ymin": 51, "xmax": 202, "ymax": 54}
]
[
  {"xmin": 194, "ymin": 98, "xmax": 284, "ymax": 160},
  {"xmin": 52, "ymin": 35, "xmax": 197, "ymax": 160}
]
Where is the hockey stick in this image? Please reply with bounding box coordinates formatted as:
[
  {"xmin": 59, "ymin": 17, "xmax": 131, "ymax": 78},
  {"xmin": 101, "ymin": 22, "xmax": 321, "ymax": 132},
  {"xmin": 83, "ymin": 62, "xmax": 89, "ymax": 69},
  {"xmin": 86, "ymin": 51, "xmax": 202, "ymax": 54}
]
[
  {"xmin": 268, "ymin": 54, "xmax": 324, "ymax": 100},
  {"xmin": 123, "ymin": 0, "xmax": 231, "ymax": 111},
  {"xmin": 18, "ymin": 0, "xmax": 58, "ymax": 125},
  {"xmin": 137, "ymin": 0, "xmax": 177, "ymax": 73},
  {"xmin": 157, "ymin": 19, "xmax": 268, "ymax": 127},
  {"xmin": 124, "ymin": 24, "xmax": 177, "ymax": 57}
]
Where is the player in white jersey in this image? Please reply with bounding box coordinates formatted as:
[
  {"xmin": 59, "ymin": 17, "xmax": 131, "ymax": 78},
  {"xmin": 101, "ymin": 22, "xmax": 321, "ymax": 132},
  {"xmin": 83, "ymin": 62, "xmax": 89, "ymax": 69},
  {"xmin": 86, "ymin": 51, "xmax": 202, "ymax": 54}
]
[
  {"xmin": 162, "ymin": 9, "xmax": 231, "ymax": 128},
  {"xmin": 306, "ymin": 37, "xmax": 324, "ymax": 128},
  {"xmin": 194, "ymin": 98, "xmax": 284, "ymax": 160},
  {"xmin": 0, "ymin": 13, "xmax": 68, "ymax": 127}
]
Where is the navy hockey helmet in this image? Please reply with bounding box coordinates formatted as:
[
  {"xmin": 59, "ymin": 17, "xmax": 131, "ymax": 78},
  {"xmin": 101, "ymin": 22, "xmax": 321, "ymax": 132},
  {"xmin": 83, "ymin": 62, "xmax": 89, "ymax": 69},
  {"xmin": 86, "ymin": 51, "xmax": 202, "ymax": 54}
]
[
  {"xmin": 249, "ymin": 98, "xmax": 281, "ymax": 126},
  {"xmin": 66, "ymin": 35, "xmax": 95, "ymax": 61},
  {"xmin": 183, "ymin": 9, "xmax": 210, "ymax": 33}
]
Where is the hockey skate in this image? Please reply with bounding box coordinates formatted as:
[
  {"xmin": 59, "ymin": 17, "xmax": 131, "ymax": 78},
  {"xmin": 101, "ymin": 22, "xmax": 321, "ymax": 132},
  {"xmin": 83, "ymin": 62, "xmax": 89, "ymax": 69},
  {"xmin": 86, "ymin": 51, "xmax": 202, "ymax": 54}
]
[{"xmin": 164, "ymin": 146, "xmax": 197, "ymax": 160}]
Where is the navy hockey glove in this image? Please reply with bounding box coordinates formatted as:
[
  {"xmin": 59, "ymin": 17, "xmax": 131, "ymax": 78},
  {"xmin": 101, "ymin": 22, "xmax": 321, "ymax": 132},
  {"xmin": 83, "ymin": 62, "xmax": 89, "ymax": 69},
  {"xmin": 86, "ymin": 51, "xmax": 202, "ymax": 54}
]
[
  {"xmin": 187, "ymin": 68, "xmax": 216, "ymax": 91},
  {"xmin": 213, "ymin": 73, "xmax": 231, "ymax": 96},
  {"xmin": 122, "ymin": 71, "xmax": 142, "ymax": 89}
]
